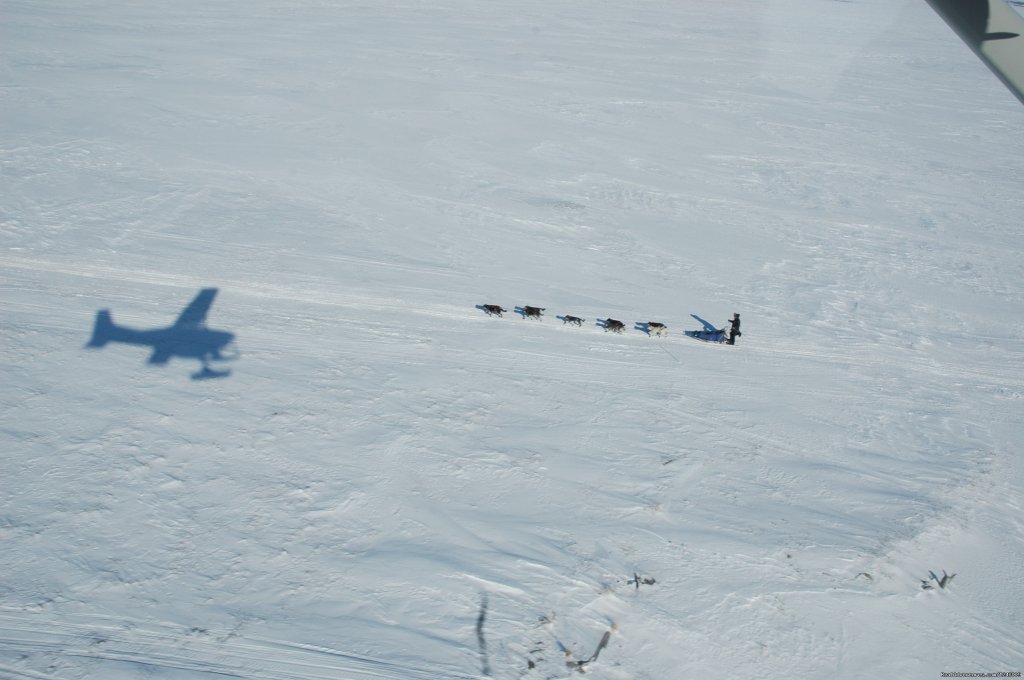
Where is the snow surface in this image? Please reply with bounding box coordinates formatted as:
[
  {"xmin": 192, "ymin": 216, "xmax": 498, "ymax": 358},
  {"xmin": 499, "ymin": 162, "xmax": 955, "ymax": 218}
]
[{"xmin": 2, "ymin": 0, "xmax": 1023, "ymax": 678}]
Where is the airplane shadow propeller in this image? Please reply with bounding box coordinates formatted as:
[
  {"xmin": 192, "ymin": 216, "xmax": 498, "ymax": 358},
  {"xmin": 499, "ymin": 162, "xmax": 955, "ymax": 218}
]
[{"xmin": 85, "ymin": 288, "xmax": 238, "ymax": 380}]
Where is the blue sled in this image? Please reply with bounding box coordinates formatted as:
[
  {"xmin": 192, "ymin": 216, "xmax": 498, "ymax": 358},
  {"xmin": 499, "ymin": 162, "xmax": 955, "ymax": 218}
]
[{"xmin": 685, "ymin": 314, "xmax": 727, "ymax": 343}]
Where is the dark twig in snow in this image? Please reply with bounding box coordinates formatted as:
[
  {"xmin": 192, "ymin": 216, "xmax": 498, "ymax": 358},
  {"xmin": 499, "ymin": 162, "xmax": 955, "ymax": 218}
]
[
  {"xmin": 572, "ymin": 626, "xmax": 615, "ymax": 673},
  {"xmin": 922, "ymin": 569, "xmax": 956, "ymax": 590},
  {"xmin": 476, "ymin": 593, "xmax": 491, "ymax": 676},
  {"xmin": 626, "ymin": 572, "xmax": 656, "ymax": 589}
]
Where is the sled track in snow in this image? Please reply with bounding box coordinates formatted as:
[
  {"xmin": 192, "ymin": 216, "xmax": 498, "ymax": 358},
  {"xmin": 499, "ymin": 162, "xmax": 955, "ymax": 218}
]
[
  {"xmin": 1, "ymin": 254, "xmax": 717, "ymax": 368},
  {"xmin": 0, "ymin": 612, "xmax": 476, "ymax": 680},
  {"xmin": 6, "ymin": 254, "xmax": 1020, "ymax": 396}
]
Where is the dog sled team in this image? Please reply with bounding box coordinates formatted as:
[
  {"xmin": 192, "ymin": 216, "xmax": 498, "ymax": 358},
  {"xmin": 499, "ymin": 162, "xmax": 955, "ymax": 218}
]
[{"xmin": 480, "ymin": 304, "xmax": 742, "ymax": 345}]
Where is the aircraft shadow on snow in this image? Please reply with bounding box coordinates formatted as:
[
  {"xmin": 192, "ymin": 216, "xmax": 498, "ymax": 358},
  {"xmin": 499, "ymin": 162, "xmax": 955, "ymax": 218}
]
[{"xmin": 85, "ymin": 288, "xmax": 238, "ymax": 380}]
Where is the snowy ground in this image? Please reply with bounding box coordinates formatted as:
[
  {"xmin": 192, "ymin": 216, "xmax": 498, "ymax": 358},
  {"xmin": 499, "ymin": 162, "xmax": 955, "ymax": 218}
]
[{"xmin": 2, "ymin": 0, "xmax": 1023, "ymax": 678}]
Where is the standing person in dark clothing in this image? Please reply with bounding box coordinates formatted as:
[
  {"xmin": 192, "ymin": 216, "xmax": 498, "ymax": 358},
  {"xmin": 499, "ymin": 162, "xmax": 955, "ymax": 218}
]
[{"xmin": 727, "ymin": 313, "xmax": 741, "ymax": 345}]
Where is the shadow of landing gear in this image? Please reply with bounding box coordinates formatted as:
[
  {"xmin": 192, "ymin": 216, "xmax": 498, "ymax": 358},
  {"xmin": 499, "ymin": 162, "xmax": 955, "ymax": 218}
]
[
  {"xmin": 192, "ymin": 343, "xmax": 239, "ymax": 380},
  {"xmin": 192, "ymin": 366, "xmax": 232, "ymax": 381}
]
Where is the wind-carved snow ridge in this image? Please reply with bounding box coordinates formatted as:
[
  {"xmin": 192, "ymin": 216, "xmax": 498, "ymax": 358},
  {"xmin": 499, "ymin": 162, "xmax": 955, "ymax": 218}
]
[
  {"xmin": 0, "ymin": 613, "xmax": 475, "ymax": 680},
  {"xmin": 2, "ymin": 0, "xmax": 1023, "ymax": 678}
]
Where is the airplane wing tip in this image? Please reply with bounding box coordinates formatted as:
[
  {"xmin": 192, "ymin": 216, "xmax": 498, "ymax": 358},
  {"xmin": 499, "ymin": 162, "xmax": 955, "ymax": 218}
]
[{"xmin": 174, "ymin": 287, "xmax": 220, "ymax": 328}]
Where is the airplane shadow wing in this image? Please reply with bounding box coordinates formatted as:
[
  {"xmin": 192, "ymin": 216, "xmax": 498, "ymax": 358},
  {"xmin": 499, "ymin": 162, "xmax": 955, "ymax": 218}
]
[
  {"xmin": 174, "ymin": 288, "xmax": 218, "ymax": 328},
  {"xmin": 148, "ymin": 347, "xmax": 172, "ymax": 365}
]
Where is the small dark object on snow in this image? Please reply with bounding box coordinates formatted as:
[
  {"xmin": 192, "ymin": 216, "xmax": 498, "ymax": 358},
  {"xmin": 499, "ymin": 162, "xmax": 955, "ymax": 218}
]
[
  {"xmin": 562, "ymin": 315, "xmax": 585, "ymax": 326},
  {"xmin": 627, "ymin": 572, "xmax": 656, "ymax": 589},
  {"xmin": 522, "ymin": 305, "xmax": 545, "ymax": 320},
  {"xmin": 921, "ymin": 569, "xmax": 956, "ymax": 590},
  {"xmin": 481, "ymin": 304, "xmax": 507, "ymax": 317},
  {"xmin": 476, "ymin": 594, "xmax": 491, "ymax": 676},
  {"xmin": 604, "ymin": 319, "xmax": 625, "ymax": 333},
  {"xmin": 727, "ymin": 313, "xmax": 742, "ymax": 345},
  {"xmin": 573, "ymin": 628, "xmax": 614, "ymax": 673}
]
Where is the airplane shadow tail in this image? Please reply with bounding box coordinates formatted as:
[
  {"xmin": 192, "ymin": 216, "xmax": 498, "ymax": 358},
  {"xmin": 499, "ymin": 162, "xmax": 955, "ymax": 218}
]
[
  {"xmin": 85, "ymin": 310, "xmax": 115, "ymax": 348},
  {"xmin": 85, "ymin": 309, "xmax": 143, "ymax": 348}
]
